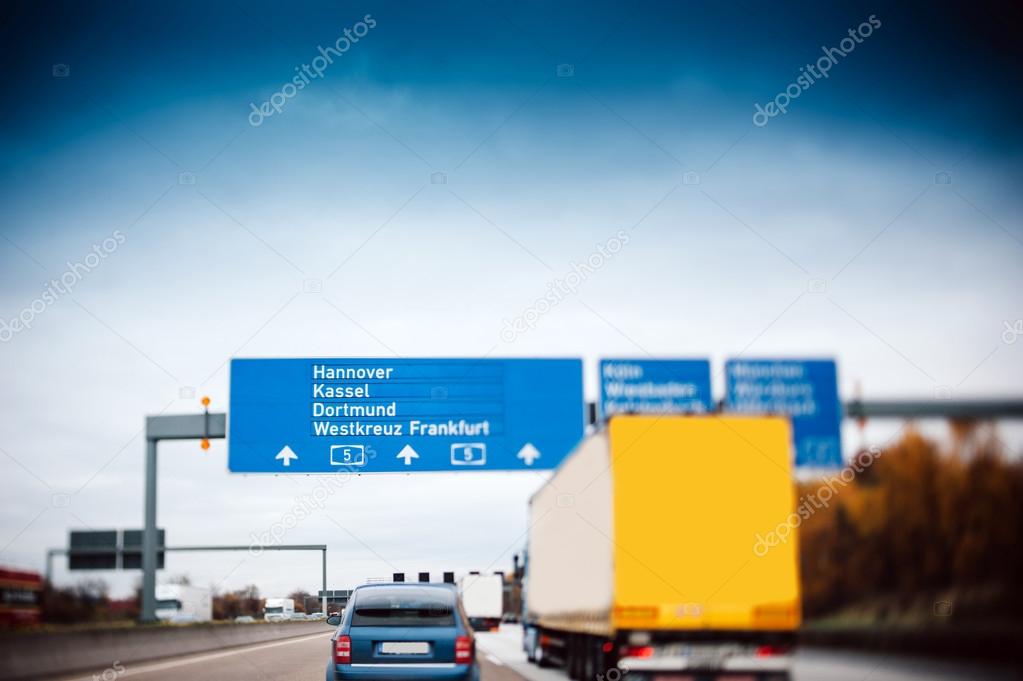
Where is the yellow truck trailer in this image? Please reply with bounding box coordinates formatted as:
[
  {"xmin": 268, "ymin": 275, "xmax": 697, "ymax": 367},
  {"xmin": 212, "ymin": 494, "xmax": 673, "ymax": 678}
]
[{"xmin": 523, "ymin": 415, "xmax": 800, "ymax": 680}]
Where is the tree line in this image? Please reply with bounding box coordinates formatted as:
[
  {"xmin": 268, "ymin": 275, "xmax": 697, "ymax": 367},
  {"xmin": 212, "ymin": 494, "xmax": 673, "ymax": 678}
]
[{"xmin": 798, "ymin": 423, "xmax": 1023, "ymax": 624}]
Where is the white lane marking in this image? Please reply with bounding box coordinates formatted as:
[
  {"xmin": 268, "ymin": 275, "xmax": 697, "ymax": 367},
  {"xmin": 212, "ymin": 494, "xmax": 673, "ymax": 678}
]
[
  {"xmin": 58, "ymin": 631, "xmax": 333, "ymax": 681},
  {"xmin": 486, "ymin": 654, "xmax": 504, "ymax": 666}
]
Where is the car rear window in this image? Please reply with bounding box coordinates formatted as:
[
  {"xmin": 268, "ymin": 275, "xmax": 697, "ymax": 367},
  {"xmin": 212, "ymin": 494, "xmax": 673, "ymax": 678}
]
[{"xmin": 351, "ymin": 587, "xmax": 456, "ymax": 627}]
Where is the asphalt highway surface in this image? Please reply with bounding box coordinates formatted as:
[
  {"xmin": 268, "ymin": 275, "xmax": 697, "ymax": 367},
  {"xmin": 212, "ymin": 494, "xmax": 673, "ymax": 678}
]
[{"xmin": 48, "ymin": 625, "xmax": 1018, "ymax": 681}]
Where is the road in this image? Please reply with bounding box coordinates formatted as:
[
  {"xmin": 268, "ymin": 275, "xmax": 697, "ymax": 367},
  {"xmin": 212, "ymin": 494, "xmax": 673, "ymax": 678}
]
[
  {"xmin": 50, "ymin": 625, "xmax": 1017, "ymax": 681},
  {"xmin": 51, "ymin": 630, "xmax": 519, "ymax": 681},
  {"xmin": 474, "ymin": 624, "xmax": 1020, "ymax": 681}
]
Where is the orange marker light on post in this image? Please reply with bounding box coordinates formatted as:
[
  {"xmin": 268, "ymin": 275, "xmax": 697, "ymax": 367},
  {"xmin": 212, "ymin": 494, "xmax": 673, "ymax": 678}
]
[{"xmin": 200, "ymin": 396, "xmax": 211, "ymax": 450}]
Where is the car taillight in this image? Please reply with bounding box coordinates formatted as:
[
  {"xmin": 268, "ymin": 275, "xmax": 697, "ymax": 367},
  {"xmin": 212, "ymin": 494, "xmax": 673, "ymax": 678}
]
[
  {"xmin": 621, "ymin": 645, "xmax": 654, "ymax": 658},
  {"xmin": 333, "ymin": 635, "xmax": 351, "ymax": 664},
  {"xmin": 755, "ymin": 644, "xmax": 791, "ymax": 657},
  {"xmin": 455, "ymin": 635, "xmax": 473, "ymax": 664}
]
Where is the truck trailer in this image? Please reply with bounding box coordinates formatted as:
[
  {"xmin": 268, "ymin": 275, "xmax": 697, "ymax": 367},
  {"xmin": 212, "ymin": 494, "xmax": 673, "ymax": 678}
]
[
  {"xmin": 458, "ymin": 573, "xmax": 504, "ymax": 631},
  {"xmin": 523, "ymin": 415, "xmax": 800, "ymax": 680},
  {"xmin": 154, "ymin": 584, "xmax": 212, "ymax": 623},
  {"xmin": 263, "ymin": 597, "xmax": 295, "ymax": 622}
]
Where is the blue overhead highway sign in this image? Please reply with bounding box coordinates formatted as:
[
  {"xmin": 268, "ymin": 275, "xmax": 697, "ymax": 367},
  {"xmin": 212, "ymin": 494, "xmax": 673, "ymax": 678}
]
[
  {"xmin": 725, "ymin": 358, "xmax": 843, "ymax": 468},
  {"xmin": 228, "ymin": 358, "xmax": 584, "ymax": 473},
  {"xmin": 600, "ymin": 359, "xmax": 712, "ymax": 417}
]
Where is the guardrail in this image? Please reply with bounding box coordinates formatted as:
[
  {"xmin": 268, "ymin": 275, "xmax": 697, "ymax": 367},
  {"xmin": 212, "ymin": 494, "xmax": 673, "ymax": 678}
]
[{"xmin": 0, "ymin": 620, "xmax": 330, "ymax": 681}]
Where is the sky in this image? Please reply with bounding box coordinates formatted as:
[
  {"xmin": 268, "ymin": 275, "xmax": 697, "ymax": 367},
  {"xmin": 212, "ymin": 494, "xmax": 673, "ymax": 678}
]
[{"xmin": 1, "ymin": 0, "xmax": 1021, "ymax": 599}]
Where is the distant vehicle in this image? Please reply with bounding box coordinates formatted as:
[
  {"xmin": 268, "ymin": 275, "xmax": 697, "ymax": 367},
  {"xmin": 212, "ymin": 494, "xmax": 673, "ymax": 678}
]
[
  {"xmin": 309, "ymin": 611, "xmax": 326, "ymax": 620},
  {"xmin": 325, "ymin": 582, "xmax": 479, "ymax": 681},
  {"xmin": 0, "ymin": 567, "xmax": 42, "ymax": 628},
  {"xmin": 523, "ymin": 416, "xmax": 800, "ymax": 680},
  {"xmin": 234, "ymin": 615, "xmax": 255, "ymax": 623},
  {"xmin": 168, "ymin": 613, "xmax": 198, "ymax": 624},
  {"xmin": 264, "ymin": 597, "xmax": 295, "ymax": 622},
  {"xmin": 458, "ymin": 573, "xmax": 503, "ymax": 631},
  {"xmin": 154, "ymin": 584, "xmax": 212, "ymax": 623},
  {"xmin": 291, "ymin": 612, "xmax": 309, "ymax": 621}
]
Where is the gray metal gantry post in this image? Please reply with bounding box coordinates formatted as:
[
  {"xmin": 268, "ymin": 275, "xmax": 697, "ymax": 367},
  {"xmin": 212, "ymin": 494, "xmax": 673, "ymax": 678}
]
[{"xmin": 141, "ymin": 413, "xmax": 223, "ymax": 623}]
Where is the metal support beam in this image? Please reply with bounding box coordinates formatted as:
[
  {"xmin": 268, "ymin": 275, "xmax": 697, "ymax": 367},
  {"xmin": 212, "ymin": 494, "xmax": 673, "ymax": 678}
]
[
  {"xmin": 167, "ymin": 545, "xmax": 326, "ymax": 552},
  {"xmin": 45, "ymin": 548, "xmax": 59, "ymax": 584},
  {"xmin": 141, "ymin": 413, "xmax": 226, "ymax": 622},
  {"xmin": 141, "ymin": 438, "xmax": 158, "ymax": 622},
  {"xmin": 145, "ymin": 413, "xmax": 226, "ymax": 440},
  {"xmin": 52, "ymin": 543, "xmax": 325, "ymax": 553},
  {"xmin": 845, "ymin": 399, "xmax": 1023, "ymax": 420}
]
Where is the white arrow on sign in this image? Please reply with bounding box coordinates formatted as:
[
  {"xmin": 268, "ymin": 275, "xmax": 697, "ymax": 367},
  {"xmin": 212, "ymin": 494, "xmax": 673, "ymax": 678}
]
[
  {"xmin": 396, "ymin": 444, "xmax": 420, "ymax": 466},
  {"xmin": 517, "ymin": 443, "xmax": 541, "ymax": 466},
  {"xmin": 275, "ymin": 445, "xmax": 298, "ymax": 467}
]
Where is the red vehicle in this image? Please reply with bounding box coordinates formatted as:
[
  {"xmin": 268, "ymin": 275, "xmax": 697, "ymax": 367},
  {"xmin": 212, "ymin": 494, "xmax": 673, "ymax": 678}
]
[{"xmin": 0, "ymin": 567, "xmax": 43, "ymax": 627}]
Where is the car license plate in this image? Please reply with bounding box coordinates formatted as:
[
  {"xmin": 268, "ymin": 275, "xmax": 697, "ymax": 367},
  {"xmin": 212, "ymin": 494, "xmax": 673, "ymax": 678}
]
[{"xmin": 380, "ymin": 641, "xmax": 430, "ymax": 655}]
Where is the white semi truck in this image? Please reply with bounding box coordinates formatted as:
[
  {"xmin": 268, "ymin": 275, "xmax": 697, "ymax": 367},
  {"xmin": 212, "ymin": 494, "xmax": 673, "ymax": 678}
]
[
  {"xmin": 523, "ymin": 416, "xmax": 800, "ymax": 680},
  {"xmin": 154, "ymin": 584, "xmax": 212, "ymax": 623},
  {"xmin": 263, "ymin": 597, "xmax": 295, "ymax": 622},
  {"xmin": 458, "ymin": 573, "xmax": 503, "ymax": 631}
]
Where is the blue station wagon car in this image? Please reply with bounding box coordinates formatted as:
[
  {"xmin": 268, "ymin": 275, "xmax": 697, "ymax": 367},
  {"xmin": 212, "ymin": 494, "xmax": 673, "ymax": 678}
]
[{"xmin": 326, "ymin": 583, "xmax": 480, "ymax": 681}]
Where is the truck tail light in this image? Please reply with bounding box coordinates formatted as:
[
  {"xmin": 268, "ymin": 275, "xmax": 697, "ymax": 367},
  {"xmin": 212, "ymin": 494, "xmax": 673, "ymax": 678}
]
[
  {"xmin": 755, "ymin": 644, "xmax": 791, "ymax": 657},
  {"xmin": 455, "ymin": 635, "xmax": 473, "ymax": 663},
  {"xmin": 621, "ymin": 645, "xmax": 654, "ymax": 658},
  {"xmin": 333, "ymin": 635, "xmax": 351, "ymax": 664}
]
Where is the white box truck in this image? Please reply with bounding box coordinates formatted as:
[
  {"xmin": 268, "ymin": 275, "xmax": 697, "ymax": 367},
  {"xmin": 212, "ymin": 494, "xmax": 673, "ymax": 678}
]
[
  {"xmin": 154, "ymin": 584, "xmax": 212, "ymax": 623},
  {"xmin": 263, "ymin": 597, "xmax": 295, "ymax": 622},
  {"xmin": 458, "ymin": 573, "xmax": 503, "ymax": 631}
]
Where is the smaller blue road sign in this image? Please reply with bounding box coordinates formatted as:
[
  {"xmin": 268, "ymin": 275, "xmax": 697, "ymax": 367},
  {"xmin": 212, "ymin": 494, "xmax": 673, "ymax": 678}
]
[
  {"xmin": 725, "ymin": 358, "xmax": 843, "ymax": 468},
  {"xmin": 600, "ymin": 359, "xmax": 713, "ymax": 417}
]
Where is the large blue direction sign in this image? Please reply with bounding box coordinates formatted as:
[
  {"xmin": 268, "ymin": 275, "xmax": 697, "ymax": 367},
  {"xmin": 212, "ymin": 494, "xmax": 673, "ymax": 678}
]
[
  {"xmin": 600, "ymin": 359, "xmax": 712, "ymax": 417},
  {"xmin": 228, "ymin": 358, "xmax": 584, "ymax": 473},
  {"xmin": 725, "ymin": 358, "xmax": 843, "ymax": 468}
]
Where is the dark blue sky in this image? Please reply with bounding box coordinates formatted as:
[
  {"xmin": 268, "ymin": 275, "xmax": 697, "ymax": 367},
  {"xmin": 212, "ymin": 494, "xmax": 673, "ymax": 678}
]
[{"xmin": 2, "ymin": 1, "xmax": 1021, "ymax": 154}]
